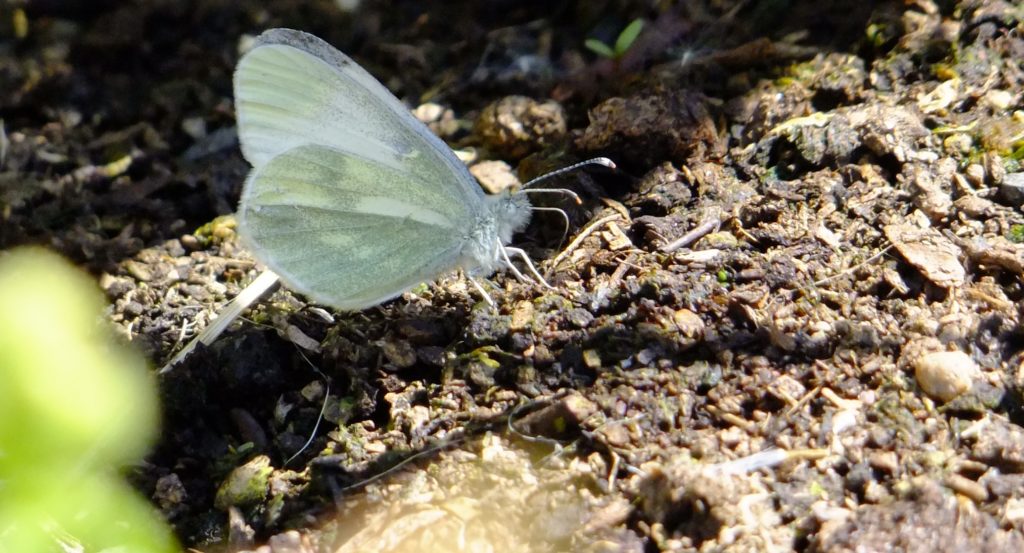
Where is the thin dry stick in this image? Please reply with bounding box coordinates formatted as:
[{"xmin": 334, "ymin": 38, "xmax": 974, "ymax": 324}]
[
  {"xmin": 590, "ymin": 253, "xmax": 637, "ymax": 310},
  {"xmin": 341, "ymin": 395, "xmax": 564, "ymax": 492},
  {"xmin": 785, "ymin": 386, "xmax": 822, "ymax": 418},
  {"xmin": 774, "ymin": 244, "xmax": 895, "ymax": 305},
  {"xmin": 546, "ymin": 214, "xmax": 621, "ymax": 275},
  {"xmin": 811, "ymin": 244, "xmax": 894, "ymax": 287},
  {"xmin": 339, "ymin": 437, "xmax": 470, "ymax": 493},
  {"xmin": 708, "ymin": 448, "xmax": 830, "ymax": 475},
  {"xmin": 661, "ymin": 215, "xmax": 723, "ymax": 253},
  {"xmin": 607, "ymin": 451, "xmax": 620, "ymax": 492},
  {"xmin": 284, "ymin": 347, "xmax": 332, "ymax": 467}
]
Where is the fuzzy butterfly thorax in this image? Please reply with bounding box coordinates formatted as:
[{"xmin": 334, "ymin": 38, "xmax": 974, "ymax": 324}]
[{"xmin": 459, "ymin": 191, "xmax": 532, "ymax": 276}]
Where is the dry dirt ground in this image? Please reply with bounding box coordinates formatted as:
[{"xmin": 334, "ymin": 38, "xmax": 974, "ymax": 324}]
[{"xmin": 3, "ymin": 1, "xmax": 1024, "ymax": 552}]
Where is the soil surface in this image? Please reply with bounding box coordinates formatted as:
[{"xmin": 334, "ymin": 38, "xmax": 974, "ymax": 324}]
[{"xmin": 3, "ymin": 1, "xmax": 1024, "ymax": 552}]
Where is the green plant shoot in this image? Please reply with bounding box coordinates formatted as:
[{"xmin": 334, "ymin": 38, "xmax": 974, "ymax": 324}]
[{"xmin": 585, "ymin": 18, "xmax": 645, "ymax": 60}]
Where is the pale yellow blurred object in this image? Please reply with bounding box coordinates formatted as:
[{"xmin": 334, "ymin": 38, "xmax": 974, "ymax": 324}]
[{"xmin": 12, "ymin": 8, "xmax": 29, "ymax": 39}]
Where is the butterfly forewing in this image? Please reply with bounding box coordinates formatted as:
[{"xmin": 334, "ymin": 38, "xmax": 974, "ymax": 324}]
[
  {"xmin": 234, "ymin": 28, "xmax": 482, "ymax": 214},
  {"xmin": 238, "ymin": 144, "xmax": 466, "ymax": 309}
]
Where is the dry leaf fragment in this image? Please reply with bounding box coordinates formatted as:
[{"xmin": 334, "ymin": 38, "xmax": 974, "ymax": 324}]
[{"xmin": 884, "ymin": 223, "xmax": 965, "ymax": 287}]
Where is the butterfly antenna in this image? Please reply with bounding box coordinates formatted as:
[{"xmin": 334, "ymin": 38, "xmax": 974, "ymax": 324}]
[
  {"xmin": 522, "ymin": 188, "xmax": 582, "ymax": 205},
  {"xmin": 522, "ymin": 157, "xmax": 616, "ymax": 189},
  {"xmin": 506, "ymin": 158, "xmax": 615, "ymax": 291}
]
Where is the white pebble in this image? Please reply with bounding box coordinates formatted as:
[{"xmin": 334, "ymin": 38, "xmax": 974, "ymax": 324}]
[{"xmin": 914, "ymin": 350, "xmax": 979, "ymax": 402}]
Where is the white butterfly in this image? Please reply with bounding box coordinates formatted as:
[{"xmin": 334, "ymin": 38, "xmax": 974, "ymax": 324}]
[
  {"xmin": 235, "ymin": 28, "xmax": 549, "ymax": 309},
  {"xmin": 161, "ymin": 28, "xmax": 611, "ymax": 371}
]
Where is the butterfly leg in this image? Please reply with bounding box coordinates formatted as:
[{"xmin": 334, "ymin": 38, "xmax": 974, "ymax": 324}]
[
  {"xmin": 504, "ymin": 246, "xmax": 554, "ymax": 289},
  {"xmin": 498, "ymin": 242, "xmax": 533, "ymax": 283},
  {"xmin": 468, "ymin": 275, "xmax": 496, "ymax": 307},
  {"xmin": 529, "ymin": 206, "xmax": 571, "ymax": 247}
]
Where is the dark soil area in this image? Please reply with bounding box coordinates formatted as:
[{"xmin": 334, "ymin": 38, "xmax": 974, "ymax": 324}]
[{"xmin": 3, "ymin": 0, "xmax": 1024, "ymax": 551}]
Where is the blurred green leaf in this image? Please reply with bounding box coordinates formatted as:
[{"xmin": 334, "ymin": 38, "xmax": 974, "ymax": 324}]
[
  {"xmin": 0, "ymin": 247, "xmax": 177, "ymax": 553},
  {"xmin": 584, "ymin": 38, "xmax": 616, "ymax": 58}
]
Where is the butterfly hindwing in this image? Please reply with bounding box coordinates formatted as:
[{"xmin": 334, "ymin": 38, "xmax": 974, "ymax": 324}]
[{"xmin": 238, "ymin": 144, "xmax": 467, "ymax": 309}]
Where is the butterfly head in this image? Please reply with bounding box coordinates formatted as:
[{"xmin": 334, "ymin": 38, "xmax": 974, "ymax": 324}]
[{"xmin": 493, "ymin": 191, "xmax": 532, "ymax": 244}]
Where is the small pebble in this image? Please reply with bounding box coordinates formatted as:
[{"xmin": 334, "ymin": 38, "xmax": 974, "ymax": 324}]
[
  {"xmin": 267, "ymin": 530, "xmax": 310, "ymax": 553},
  {"xmin": 964, "ymin": 163, "xmax": 985, "ymax": 187},
  {"xmin": 983, "ymin": 89, "xmax": 1013, "ymax": 111},
  {"xmin": 181, "ymin": 116, "xmax": 207, "ymax": 139},
  {"xmin": 415, "ymin": 345, "xmax": 445, "ymax": 366},
  {"xmin": 299, "ymin": 381, "xmax": 324, "ymax": 402},
  {"xmin": 215, "ymin": 455, "xmax": 273, "ymax": 510},
  {"xmin": 124, "ymin": 259, "xmax": 153, "ymax": 282},
  {"xmin": 1000, "ymin": 172, "xmax": 1024, "ymax": 207},
  {"xmin": 412, "ymin": 102, "xmax": 445, "ymax": 124},
  {"xmin": 164, "ymin": 238, "xmax": 186, "ymax": 257},
  {"xmin": 377, "ymin": 339, "xmax": 417, "ymax": 369},
  {"xmin": 673, "ymin": 309, "xmax": 705, "ymax": 340},
  {"xmin": 285, "ymin": 325, "xmax": 321, "ymax": 353},
  {"xmin": 944, "ymin": 473, "xmax": 988, "ymax": 503},
  {"xmin": 985, "ymin": 152, "xmax": 1006, "ymax": 184},
  {"xmin": 942, "ymin": 133, "xmax": 972, "ymax": 155},
  {"xmin": 510, "ymin": 300, "xmax": 534, "ymax": 331},
  {"xmin": 567, "ymin": 307, "xmax": 594, "ymax": 328},
  {"xmin": 153, "ymin": 473, "xmax": 187, "ymax": 511},
  {"xmin": 124, "ymin": 301, "xmax": 145, "ymax": 317},
  {"xmin": 470, "ymin": 159, "xmax": 519, "ymax": 195},
  {"xmin": 180, "ymin": 234, "xmax": 201, "ymax": 250},
  {"xmin": 914, "ymin": 350, "xmax": 979, "ymax": 402},
  {"xmin": 100, "ymin": 274, "xmax": 133, "ymax": 298}
]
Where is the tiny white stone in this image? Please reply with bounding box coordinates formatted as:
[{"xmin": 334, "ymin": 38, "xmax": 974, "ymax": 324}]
[{"xmin": 914, "ymin": 350, "xmax": 979, "ymax": 402}]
